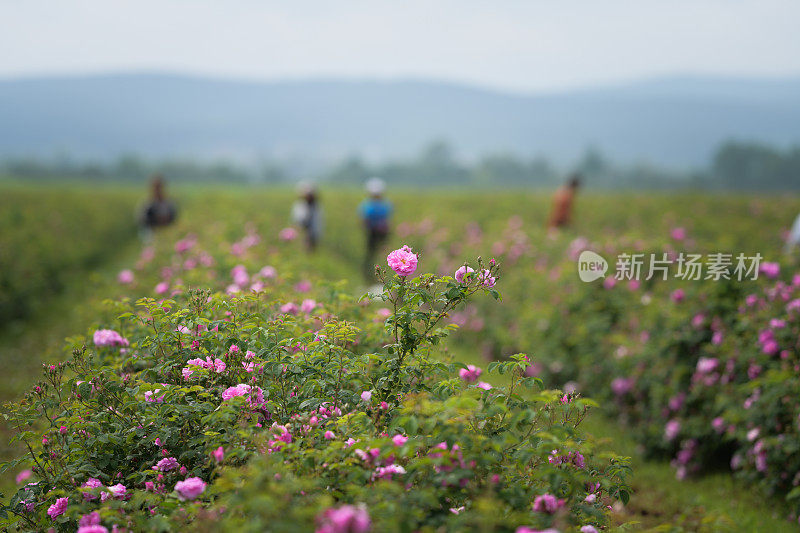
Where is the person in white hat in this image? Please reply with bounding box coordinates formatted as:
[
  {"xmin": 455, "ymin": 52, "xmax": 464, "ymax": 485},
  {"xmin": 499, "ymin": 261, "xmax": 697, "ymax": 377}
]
[
  {"xmin": 359, "ymin": 178, "xmax": 392, "ymax": 280},
  {"xmin": 291, "ymin": 181, "xmax": 323, "ymax": 252}
]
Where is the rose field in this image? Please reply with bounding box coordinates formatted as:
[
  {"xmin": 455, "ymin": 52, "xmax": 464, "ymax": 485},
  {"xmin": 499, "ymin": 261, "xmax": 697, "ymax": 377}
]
[{"xmin": 3, "ymin": 183, "xmax": 800, "ymax": 532}]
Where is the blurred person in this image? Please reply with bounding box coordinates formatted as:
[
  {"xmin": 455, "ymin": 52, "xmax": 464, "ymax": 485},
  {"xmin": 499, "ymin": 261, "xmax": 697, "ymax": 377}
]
[
  {"xmin": 548, "ymin": 174, "xmax": 581, "ymax": 229},
  {"xmin": 360, "ymin": 177, "xmax": 392, "ymax": 280},
  {"xmin": 785, "ymin": 211, "xmax": 800, "ymax": 254},
  {"xmin": 138, "ymin": 174, "xmax": 177, "ymax": 241},
  {"xmin": 291, "ymin": 182, "xmax": 323, "ymax": 252}
]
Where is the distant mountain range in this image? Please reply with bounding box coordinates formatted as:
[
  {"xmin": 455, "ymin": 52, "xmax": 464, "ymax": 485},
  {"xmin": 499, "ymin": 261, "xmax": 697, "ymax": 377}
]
[{"xmin": 1, "ymin": 73, "xmax": 799, "ymax": 167}]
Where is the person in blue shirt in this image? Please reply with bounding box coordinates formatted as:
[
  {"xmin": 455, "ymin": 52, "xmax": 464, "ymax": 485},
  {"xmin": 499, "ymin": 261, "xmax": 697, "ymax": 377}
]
[{"xmin": 359, "ymin": 178, "xmax": 392, "ymax": 280}]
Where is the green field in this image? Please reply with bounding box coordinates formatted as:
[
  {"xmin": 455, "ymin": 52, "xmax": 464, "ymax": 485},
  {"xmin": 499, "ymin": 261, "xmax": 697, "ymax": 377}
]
[{"xmin": 1, "ymin": 182, "xmax": 799, "ymax": 531}]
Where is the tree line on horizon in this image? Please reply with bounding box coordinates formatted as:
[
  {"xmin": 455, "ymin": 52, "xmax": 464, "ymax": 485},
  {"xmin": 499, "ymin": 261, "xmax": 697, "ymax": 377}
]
[{"xmin": 1, "ymin": 140, "xmax": 799, "ymax": 191}]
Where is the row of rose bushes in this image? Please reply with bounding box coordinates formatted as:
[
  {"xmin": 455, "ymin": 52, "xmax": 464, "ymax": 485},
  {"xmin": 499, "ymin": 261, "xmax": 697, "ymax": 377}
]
[
  {"xmin": 280, "ymin": 197, "xmax": 800, "ymax": 522},
  {"xmin": 0, "ymin": 186, "xmax": 138, "ymax": 326},
  {"xmin": 395, "ymin": 211, "xmax": 800, "ymax": 517},
  {"xmin": 618, "ymin": 266, "xmax": 800, "ymax": 498},
  {"xmin": 519, "ymin": 237, "xmax": 800, "ymax": 521},
  {"xmin": 1, "ymin": 229, "xmax": 630, "ymax": 532}
]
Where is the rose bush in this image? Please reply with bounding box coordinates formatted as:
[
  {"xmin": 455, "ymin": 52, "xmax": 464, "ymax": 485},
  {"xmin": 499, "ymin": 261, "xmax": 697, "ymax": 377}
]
[
  {"xmin": 0, "ymin": 234, "xmax": 630, "ymax": 532},
  {"xmin": 514, "ymin": 233, "xmax": 800, "ymax": 519}
]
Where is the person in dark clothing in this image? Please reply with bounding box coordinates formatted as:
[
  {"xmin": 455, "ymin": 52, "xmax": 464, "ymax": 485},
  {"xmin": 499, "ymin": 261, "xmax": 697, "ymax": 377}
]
[
  {"xmin": 139, "ymin": 174, "xmax": 177, "ymax": 241},
  {"xmin": 291, "ymin": 182, "xmax": 323, "ymax": 252},
  {"xmin": 359, "ymin": 178, "xmax": 392, "ymax": 281}
]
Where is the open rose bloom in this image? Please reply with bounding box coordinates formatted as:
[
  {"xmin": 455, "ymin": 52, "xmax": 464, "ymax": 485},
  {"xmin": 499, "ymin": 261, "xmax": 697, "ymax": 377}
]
[{"xmin": 387, "ymin": 245, "xmax": 418, "ymax": 277}]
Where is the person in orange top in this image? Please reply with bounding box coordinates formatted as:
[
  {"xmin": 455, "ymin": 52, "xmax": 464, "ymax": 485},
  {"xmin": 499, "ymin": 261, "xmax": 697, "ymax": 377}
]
[{"xmin": 548, "ymin": 174, "xmax": 581, "ymax": 229}]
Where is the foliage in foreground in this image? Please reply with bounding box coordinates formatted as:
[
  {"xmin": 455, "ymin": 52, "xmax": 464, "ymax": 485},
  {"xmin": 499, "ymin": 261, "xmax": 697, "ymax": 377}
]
[{"xmin": 1, "ymin": 234, "xmax": 629, "ymax": 532}]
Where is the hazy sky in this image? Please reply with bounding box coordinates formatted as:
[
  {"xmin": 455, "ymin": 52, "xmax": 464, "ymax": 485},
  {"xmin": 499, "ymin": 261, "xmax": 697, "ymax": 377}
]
[{"xmin": 2, "ymin": 0, "xmax": 800, "ymax": 93}]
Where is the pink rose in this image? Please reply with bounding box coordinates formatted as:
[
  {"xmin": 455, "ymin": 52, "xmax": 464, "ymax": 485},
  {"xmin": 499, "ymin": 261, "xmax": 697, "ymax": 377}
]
[
  {"xmin": 301, "ymin": 299, "xmax": 318, "ymax": 314},
  {"xmin": 212, "ymin": 446, "xmax": 225, "ymax": 463},
  {"xmin": 458, "ymin": 364, "xmax": 482, "ymax": 383},
  {"xmin": 316, "ymin": 504, "xmax": 371, "ymax": 533},
  {"xmin": 154, "ymin": 457, "xmax": 179, "ymax": 472},
  {"xmin": 392, "ymin": 434, "xmax": 408, "ymax": 447},
  {"xmin": 15, "ymin": 469, "xmax": 32, "ymax": 484},
  {"xmin": 664, "ymin": 419, "xmax": 681, "ymax": 441},
  {"xmin": 93, "ymin": 329, "xmax": 129, "ymax": 347},
  {"xmin": 759, "ymin": 262, "xmax": 780, "ymax": 279},
  {"xmin": 107, "ymin": 483, "xmax": 128, "ymax": 500},
  {"xmin": 281, "ymin": 302, "xmax": 299, "ymax": 315},
  {"xmin": 47, "ymin": 497, "xmax": 68, "ymax": 519},
  {"xmin": 670, "ymin": 227, "xmax": 686, "ymax": 241},
  {"xmin": 78, "ymin": 525, "xmax": 109, "ymax": 533},
  {"xmin": 454, "ymin": 265, "xmax": 475, "ymax": 283},
  {"xmin": 117, "ymin": 269, "xmax": 134, "ymax": 284},
  {"xmin": 279, "ymin": 227, "xmax": 297, "ymax": 241},
  {"xmin": 387, "ymin": 246, "xmax": 418, "ymax": 277},
  {"xmin": 174, "ymin": 477, "xmax": 207, "ymax": 501},
  {"xmin": 532, "ymin": 493, "xmax": 565, "ymax": 513},
  {"xmin": 477, "ymin": 269, "xmax": 496, "ymax": 288}
]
